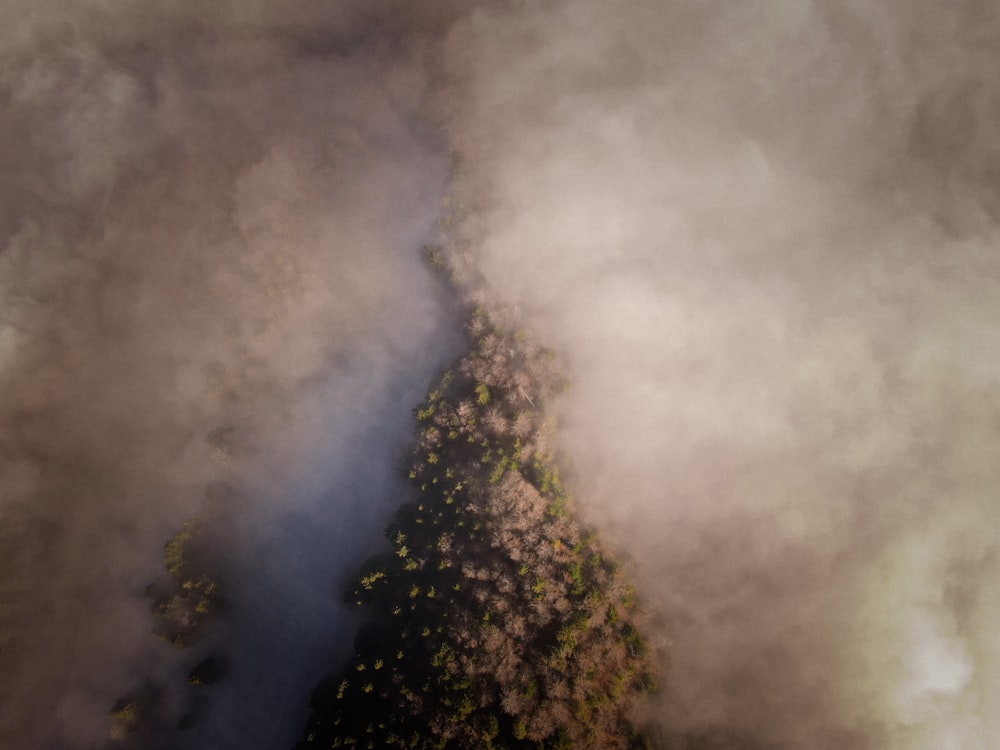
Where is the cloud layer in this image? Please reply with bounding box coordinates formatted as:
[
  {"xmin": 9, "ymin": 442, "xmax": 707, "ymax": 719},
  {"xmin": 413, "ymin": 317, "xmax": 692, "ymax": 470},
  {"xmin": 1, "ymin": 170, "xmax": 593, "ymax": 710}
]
[
  {"xmin": 438, "ymin": 2, "xmax": 1000, "ymax": 747},
  {"xmin": 0, "ymin": 4, "xmax": 459, "ymax": 747},
  {"xmin": 2, "ymin": 3, "xmax": 999, "ymax": 749}
]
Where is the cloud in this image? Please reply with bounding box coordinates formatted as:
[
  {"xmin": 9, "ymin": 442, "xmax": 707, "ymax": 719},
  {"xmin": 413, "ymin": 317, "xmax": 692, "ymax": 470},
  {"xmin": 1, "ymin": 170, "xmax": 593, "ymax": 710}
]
[
  {"xmin": 438, "ymin": 1, "xmax": 1000, "ymax": 747},
  {"xmin": 4, "ymin": 2, "xmax": 999, "ymax": 748},
  {"xmin": 0, "ymin": 4, "xmax": 460, "ymax": 747}
]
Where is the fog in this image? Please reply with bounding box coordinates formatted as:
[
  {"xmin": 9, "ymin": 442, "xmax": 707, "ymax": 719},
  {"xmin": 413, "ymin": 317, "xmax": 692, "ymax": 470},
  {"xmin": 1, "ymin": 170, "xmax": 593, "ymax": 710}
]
[
  {"xmin": 439, "ymin": 2, "xmax": 1000, "ymax": 748},
  {"xmin": 0, "ymin": 3, "xmax": 459, "ymax": 748},
  {"xmin": 2, "ymin": 2, "xmax": 998, "ymax": 749}
]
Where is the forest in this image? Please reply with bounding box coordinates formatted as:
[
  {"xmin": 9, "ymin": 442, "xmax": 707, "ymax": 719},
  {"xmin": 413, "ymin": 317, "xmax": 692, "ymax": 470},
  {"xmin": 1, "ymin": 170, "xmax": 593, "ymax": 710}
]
[
  {"xmin": 99, "ymin": 294, "xmax": 659, "ymax": 749},
  {"xmin": 296, "ymin": 305, "xmax": 657, "ymax": 749},
  {"xmin": 110, "ymin": 484, "xmax": 240, "ymax": 745}
]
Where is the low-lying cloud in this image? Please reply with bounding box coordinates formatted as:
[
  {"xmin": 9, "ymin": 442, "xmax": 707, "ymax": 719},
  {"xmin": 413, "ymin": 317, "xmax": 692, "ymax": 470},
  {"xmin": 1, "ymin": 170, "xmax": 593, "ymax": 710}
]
[
  {"xmin": 439, "ymin": 2, "xmax": 1000, "ymax": 747},
  {"xmin": 0, "ymin": 4, "xmax": 459, "ymax": 748},
  {"xmin": 3, "ymin": 2, "xmax": 998, "ymax": 749}
]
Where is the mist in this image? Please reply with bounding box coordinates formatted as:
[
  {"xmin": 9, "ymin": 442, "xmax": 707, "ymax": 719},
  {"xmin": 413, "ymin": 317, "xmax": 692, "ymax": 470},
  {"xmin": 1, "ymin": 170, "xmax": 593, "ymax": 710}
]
[
  {"xmin": 0, "ymin": 3, "xmax": 460, "ymax": 748},
  {"xmin": 3, "ymin": 2, "xmax": 999, "ymax": 750},
  {"xmin": 438, "ymin": 2, "xmax": 1000, "ymax": 748}
]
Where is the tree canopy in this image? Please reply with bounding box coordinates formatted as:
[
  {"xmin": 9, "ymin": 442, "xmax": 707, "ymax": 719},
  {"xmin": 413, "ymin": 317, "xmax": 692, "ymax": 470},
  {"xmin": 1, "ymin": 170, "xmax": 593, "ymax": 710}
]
[{"xmin": 297, "ymin": 309, "xmax": 656, "ymax": 750}]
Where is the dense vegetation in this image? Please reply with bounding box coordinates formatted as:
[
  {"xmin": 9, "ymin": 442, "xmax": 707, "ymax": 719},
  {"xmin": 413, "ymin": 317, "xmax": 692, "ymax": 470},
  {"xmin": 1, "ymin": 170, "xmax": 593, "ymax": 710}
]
[
  {"xmin": 150, "ymin": 514, "xmax": 223, "ymax": 648},
  {"xmin": 147, "ymin": 482, "xmax": 240, "ymax": 650},
  {"xmin": 110, "ymin": 483, "xmax": 238, "ymax": 743},
  {"xmin": 297, "ymin": 308, "xmax": 656, "ymax": 749}
]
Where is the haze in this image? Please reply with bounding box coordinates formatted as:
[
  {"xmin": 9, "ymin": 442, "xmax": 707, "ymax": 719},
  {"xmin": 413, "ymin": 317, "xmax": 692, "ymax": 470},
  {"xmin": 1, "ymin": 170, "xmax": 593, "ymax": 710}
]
[{"xmin": 1, "ymin": 2, "xmax": 997, "ymax": 749}]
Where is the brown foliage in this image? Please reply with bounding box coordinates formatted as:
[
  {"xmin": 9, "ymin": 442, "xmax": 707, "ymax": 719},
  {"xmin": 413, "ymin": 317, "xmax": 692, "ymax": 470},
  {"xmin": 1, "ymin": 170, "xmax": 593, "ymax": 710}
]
[{"xmin": 298, "ymin": 314, "xmax": 655, "ymax": 750}]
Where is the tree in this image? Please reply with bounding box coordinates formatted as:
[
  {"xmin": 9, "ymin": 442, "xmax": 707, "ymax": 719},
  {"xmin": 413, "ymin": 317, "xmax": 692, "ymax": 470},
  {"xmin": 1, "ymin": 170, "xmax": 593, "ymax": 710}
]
[{"xmin": 297, "ymin": 311, "xmax": 656, "ymax": 750}]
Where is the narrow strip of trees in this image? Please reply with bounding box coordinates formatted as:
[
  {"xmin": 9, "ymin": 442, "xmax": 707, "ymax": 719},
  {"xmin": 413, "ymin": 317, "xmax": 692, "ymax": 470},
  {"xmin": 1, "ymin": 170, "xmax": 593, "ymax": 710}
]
[
  {"xmin": 110, "ymin": 482, "xmax": 239, "ymax": 743},
  {"xmin": 297, "ymin": 309, "xmax": 656, "ymax": 750}
]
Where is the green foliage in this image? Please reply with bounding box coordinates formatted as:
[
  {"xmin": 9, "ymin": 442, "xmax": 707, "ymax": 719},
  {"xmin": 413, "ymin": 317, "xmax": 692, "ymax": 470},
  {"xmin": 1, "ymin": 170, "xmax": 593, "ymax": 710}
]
[
  {"xmin": 111, "ymin": 700, "xmax": 138, "ymax": 724},
  {"xmin": 109, "ymin": 692, "xmax": 148, "ymax": 742},
  {"xmin": 188, "ymin": 655, "xmax": 229, "ymax": 686},
  {"xmin": 298, "ymin": 311, "xmax": 655, "ymax": 750},
  {"xmin": 163, "ymin": 517, "xmax": 201, "ymax": 576},
  {"xmin": 153, "ymin": 510, "xmax": 225, "ymax": 647},
  {"xmin": 422, "ymin": 244, "xmax": 445, "ymax": 270}
]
